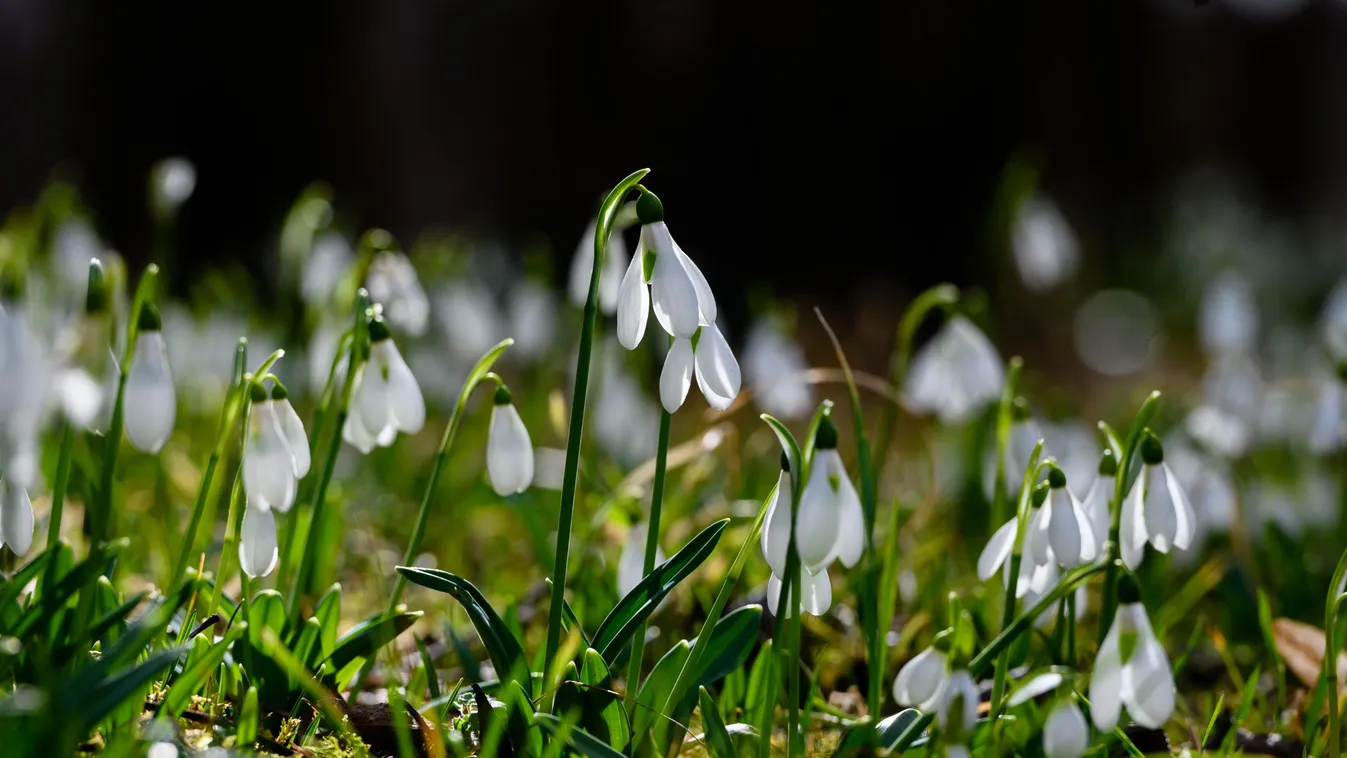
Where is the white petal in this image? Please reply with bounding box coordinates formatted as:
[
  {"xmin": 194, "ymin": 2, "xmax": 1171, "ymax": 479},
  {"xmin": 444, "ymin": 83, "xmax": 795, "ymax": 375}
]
[
  {"xmin": 673, "ymin": 242, "xmax": 716, "ymax": 323},
  {"xmin": 374, "ymin": 341, "xmax": 424, "ymax": 434},
  {"xmin": 892, "ymin": 647, "xmax": 948, "ymax": 709},
  {"xmin": 795, "ymin": 453, "xmax": 843, "ymax": 573},
  {"xmin": 616, "ymin": 240, "xmax": 650, "ymax": 350},
  {"xmin": 1043, "ymin": 700, "xmax": 1089, "ymax": 758},
  {"xmin": 767, "ymin": 572, "xmax": 782, "ymax": 616},
  {"xmin": 487, "ymin": 404, "xmax": 534, "ymax": 496},
  {"xmin": 946, "ymin": 745, "xmax": 970, "ymax": 758},
  {"xmin": 56, "ymin": 369, "xmax": 102, "ymax": 430},
  {"xmin": 937, "ymin": 670, "xmax": 979, "ymax": 737},
  {"xmin": 243, "ymin": 403, "xmax": 296, "ymax": 513},
  {"xmin": 342, "ymin": 405, "xmax": 379, "ymax": 454},
  {"xmin": 1120, "ymin": 479, "xmax": 1147, "ymax": 571},
  {"xmin": 1, "ymin": 483, "xmax": 34, "ymax": 556},
  {"xmin": 1090, "ymin": 614, "xmax": 1125, "ymax": 731},
  {"xmin": 761, "ymin": 471, "xmax": 792, "ymax": 577},
  {"xmin": 1163, "ymin": 463, "xmax": 1196, "ymax": 550},
  {"xmin": 1046, "ymin": 489, "xmax": 1084, "ymax": 568},
  {"xmin": 123, "ymin": 332, "xmax": 176, "ymax": 453},
  {"xmin": 569, "ymin": 221, "xmax": 598, "ymax": 308},
  {"xmin": 239, "ymin": 505, "xmax": 279, "ymax": 578},
  {"xmin": 1122, "ymin": 615, "xmax": 1176, "ymax": 729},
  {"xmin": 1084, "ymin": 475, "xmax": 1113, "ymax": 550},
  {"xmin": 277, "ymin": 399, "xmax": 311, "ymax": 477},
  {"xmin": 802, "ymin": 566, "xmax": 832, "ymax": 616},
  {"xmin": 693, "ymin": 323, "xmax": 741, "ymax": 410},
  {"xmin": 354, "ymin": 361, "xmax": 391, "ymax": 440},
  {"xmin": 832, "ymin": 468, "xmax": 866, "ymax": 568},
  {"xmin": 978, "ymin": 516, "xmax": 1017, "ymax": 581},
  {"xmin": 1028, "ymin": 505, "xmax": 1053, "ymax": 566},
  {"xmin": 1142, "ymin": 465, "xmax": 1178, "ymax": 553},
  {"xmin": 647, "ymin": 223, "xmax": 701, "ymax": 338},
  {"xmin": 659, "ymin": 339, "xmax": 694, "ymax": 413}
]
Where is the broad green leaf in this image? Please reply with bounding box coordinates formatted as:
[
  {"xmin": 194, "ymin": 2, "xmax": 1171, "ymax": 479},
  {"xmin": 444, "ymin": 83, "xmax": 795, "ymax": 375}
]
[
  {"xmin": 536, "ymin": 713, "xmax": 627, "ymax": 758},
  {"xmin": 313, "ymin": 582, "xmax": 342, "ymax": 660},
  {"xmin": 248, "ymin": 590, "xmax": 287, "ymax": 643},
  {"xmin": 698, "ymin": 687, "xmax": 736, "ymax": 758},
  {"xmin": 12, "ymin": 542, "xmax": 126, "ymax": 637},
  {"xmin": 582, "ymin": 648, "xmax": 629, "ymax": 751},
  {"xmin": 545, "ymin": 577, "xmax": 591, "ymax": 649},
  {"xmin": 689, "ymin": 605, "xmax": 761, "ymax": 689},
  {"xmin": 591, "ymin": 519, "xmax": 729, "ymax": 663},
  {"xmin": 0, "ymin": 541, "xmax": 55, "ymax": 616},
  {"xmin": 504, "ymin": 679, "xmax": 541, "ymax": 757},
  {"xmin": 634, "ymin": 640, "xmax": 691, "ymax": 742},
  {"xmin": 161, "ymin": 627, "xmax": 238, "ymax": 717},
  {"xmin": 746, "ymin": 641, "xmax": 778, "ymax": 758},
  {"xmin": 876, "ymin": 709, "xmax": 923, "ymax": 749},
  {"xmin": 416, "ymin": 635, "xmax": 441, "ymax": 701},
  {"xmin": 397, "ymin": 567, "xmax": 531, "ymax": 697},
  {"xmin": 322, "ymin": 609, "xmax": 422, "ymax": 678},
  {"xmin": 237, "ymin": 686, "xmax": 260, "ymax": 747},
  {"xmin": 71, "ymin": 647, "xmax": 184, "ymax": 733},
  {"xmin": 293, "ymin": 617, "xmax": 322, "ymax": 670}
]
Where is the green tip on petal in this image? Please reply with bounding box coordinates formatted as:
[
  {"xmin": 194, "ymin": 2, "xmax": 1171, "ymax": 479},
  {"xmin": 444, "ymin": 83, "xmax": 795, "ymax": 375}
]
[
  {"xmin": 137, "ymin": 303, "xmax": 162, "ymax": 332},
  {"xmin": 1116, "ymin": 573, "xmax": 1142, "ymax": 605},
  {"xmin": 85, "ymin": 258, "xmax": 109, "ymax": 314},
  {"xmin": 779, "ymin": 451, "xmax": 791, "ymax": 473},
  {"xmin": 635, "ymin": 189, "xmax": 665, "ymax": 225},
  {"xmin": 270, "ymin": 382, "xmax": 289, "ymax": 401},
  {"xmin": 1098, "ymin": 449, "xmax": 1118, "ymax": 477},
  {"xmin": 367, "ymin": 316, "xmax": 391, "ymax": 343},
  {"xmin": 815, "ymin": 416, "xmax": 839, "ymax": 450},
  {"xmin": 494, "ymin": 385, "xmax": 512, "ymax": 406},
  {"xmin": 1011, "ymin": 396, "xmax": 1032, "ymax": 422},
  {"xmin": 1047, "ymin": 465, "xmax": 1067, "ymax": 490},
  {"xmin": 1139, "ymin": 430, "xmax": 1164, "ymax": 465},
  {"xmin": 1031, "ymin": 481, "xmax": 1049, "ymax": 508},
  {"xmin": 248, "ymin": 381, "xmax": 269, "ymax": 403}
]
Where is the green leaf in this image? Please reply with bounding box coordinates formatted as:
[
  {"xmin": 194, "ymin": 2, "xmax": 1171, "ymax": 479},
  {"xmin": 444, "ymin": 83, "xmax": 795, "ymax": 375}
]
[
  {"xmin": 698, "ymin": 687, "xmax": 737, "ymax": 758},
  {"xmin": 546, "ymin": 577, "xmax": 591, "ymax": 649},
  {"xmin": 417, "ymin": 634, "xmax": 441, "ymax": 701},
  {"xmin": 12, "ymin": 541, "xmax": 126, "ymax": 637},
  {"xmin": 293, "ymin": 617, "xmax": 322, "ymax": 670},
  {"xmin": 591, "ymin": 518, "xmax": 729, "ymax": 663},
  {"xmin": 504, "ymin": 679, "xmax": 541, "ymax": 757},
  {"xmin": 745, "ymin": 640, "xmax": 777, "ymax": 747},
  {"xmin": 71, "ymin": 646, "xmax": 184, "ymax": 733},
  {"xmin": 536, "ymin": 713, "xmax": 627, "ymax": 758},
  {"xmin": 876, "ymin": 708, "xmax": 923, "ymax": 748},
  {"xmin": 396, "ymin": 567, "xmax": 531, "ymax": 697},
  {"xmin": 322, "ymin": 608, "xmax": 423, "ymax": 675},
  {"xmin": 634, "ymin": 640, "xmax": 691, "ymax": 743},
  {"xmin": 160, "ymin": 627, "xmax": 238, "ymax": 717},
  {"xmin": 582, "ymin": 649, "xmax": 629, "ymax": 751},
  {"xmin": 248, "ymin": 589, "xmax": 287, "ymax": 643},
  {"xmin": 689, "ymin": 605, "xmax": 761, "ymax": 688},
  {"xmin": 314, "ymin": 582, "xmax": 342, "ymax": 660},
  {"xmin": 237, "ymin": 686, "xmax": 260, "ymax": 747}
]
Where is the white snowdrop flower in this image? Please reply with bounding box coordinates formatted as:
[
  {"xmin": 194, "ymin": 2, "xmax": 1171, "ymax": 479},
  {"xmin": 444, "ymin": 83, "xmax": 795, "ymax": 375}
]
[
  {"xmin": 765, "ymin": 564, "xmax": 832, "ymax": 618},
  {"xmin": 904, "ymin": 316, "xmax": 1004, "ymax": 425},
  {"xmin": 977, "ymin": 514, "xmax": 1020, "ymax": 582},
  {"xmin": 591, "ymin": 352, "xmax": 659, "ymax": 463},
  {"xmin": 1120, "ymin": 434, "xmax": 1196, "ymax": 571},
  {"xmin": 150, "ymin": 156, "xmax": 197, "ymax": 217},
  {"xmin": 760, "ymin": 461, "xmax": 793, "ymax": 578},
  {"xmin": 1042, "ymin": 698, "xmax": 1090, "ymax": 758},
  {"xmin": 618, "ymin": 523, "xmax": 666, "ymax": 598},
  {"xmin": 891, "ymin": 644, "xmax": 949, "ymax": 710},
  {"xmin": 1198, "ymin": 271, "xmax": 1257, "ymax": 357},
  {"xmin": 301, "ymin": 232, "xmax": 354, "ymax": 305},
  {"xmin": 982, "ymin": 404, "xmax": 1041, "ymax": 501},
  {"xmin": 243, "ymin": 389, "xmax": 298, "ymax": 513},
  {"xmin": 238, "ymin": 502, "xmax": 279, "ymax": 578},
  {"xmin": 937, "ymin": 669, "xmax": 979, "ymax": 739},
  {"xmin": 271, "ymin": 384, "xmax": 310, "ymax": 478},
  {"xmin": 55, "ymin": 368, "xmax": 103, "ymax": 431},
  {"xmin": 794, "ymin": 419, "xmax": 858, "ymax": 572},
  {"xmin": 506, "ymin": 280, "xmax": 557, "ymax": 360},
  {"xmin": 1185, "ymin": 404, "xmax": 1251, "ymax": 459},
  {"xmin": 532, "ymin": 447, "xmax": 566, "ymax": 490},
  {"xmin": 122, "ymin": 306, "xmax": 176, "ymax": 454},
  {"xmin": 486, "ymin": 386, "xmax": 533, "ymax": 496},
  {"xmin": 658, "ymin": 324, "xmax": 742, "ymax": 413},
  {"xmin": 1011, "ymin": 195, "xmax": 1079, "ymax": 293},
  {"xmin": 0, "ymin": 480, "xmax": 34, "ymax": 557},
  {"xmin": 570, "ymin": 215, "xmax": 631, "ymax": 314},
  {"xmin": 1090, "ymin": 579, "xmax": 1175, "ymax": 731},
  {"xmin": 147, "ymin": 742, "xmax": 178, "ymax": 758},
  {"xmin": 618, "ymin": 190, "xmax": 718, "ymax": 348},
  {"xmin": 435, "ymin": 281, "xmax": 504, "ymax": 364},
  {"xmin": 366, "ymin": 250, "xmax": 429, "ymax": 337},
  {"xmin": 307, "ymin": 318, "xmax": 346, "ymax": 395},
  {"xmin": 742, "ymin": 316, "xmax": 812, "ymax": 420},
  {"xmin": 343, "ymin": 319, "xmax": 425, "ymax": 454},
  {"xmin": 1081, "ymin": 451, "xmax": 1116, "ymax": 551},
  {"xmin": 1036, "ymin": 466, "xmax": 1098, "ymax": 569}
]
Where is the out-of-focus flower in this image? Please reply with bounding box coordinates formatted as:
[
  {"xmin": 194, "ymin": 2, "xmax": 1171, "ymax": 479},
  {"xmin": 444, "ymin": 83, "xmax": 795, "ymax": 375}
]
[
  {"xmin": 366, "ymin": 251, "xmax": 429, "ymax": 337},
  {"xmin": 904, "ymin": 316, "xmax": 1003, "ymax": 424},
  {"xmin": 892, "ymin": 644, "xmax": 949, "ymax": 711},
  {"xmin": 486, "ymin": 386, "xmax": 533, "ymax": 496},
  {"xmin": 435, "ymin": 281, "xmax": 504, "ymax": 365},
  {"xmin": 591, "ymin": 347, "xmax": 659, "ymax": 464},
  {"xmin": 937, "ymin": 669, "xmax": 979, "ymax": 740},
  {"xmin": 301, "ymin": 232, "xmax": 354, "ymax": 306},
  {"xmin": 618, "ymin": 523, "xmax": 666, "ymax": 599},
  {"xmin": 506, "ymin": 280, "xmax": 558, "ymax": 361},
  {"xmin": 239, "ymin": 503, "xmax": 279, "ymax": 578},
  {"xmin": 742, "ymin": 316, "xmax": 812, "ymax": 420},
  {"xmin": 570, "ymin": 212, "xmax": 633, "ymax": 314},
  {"xmin": 1011, "ymin": 195, "xmax": 1079, "ymax": 292},
  {"xmin": 343, "ymin": 319, "xmax": 424, "ymax": 453},
  {"xmin": 1199, "ymin": 272, "xmax": 1258, "ymax": 357},
  {"xmin": 243, "ymin": 387, "xmax": 298, "ymax": 513},
  {"xmin": 1042, "ymin": 698, "xmax": 1090, "ymax": 758},
  {"xmin": 123, "ymin": 306, "xmax": 176, "ymax": 454},
  {"xmin": 149, "ymin": 156, "xmax": 197, "ymax": 220},
  {"xmin": 53, "ymin": 217, "xmax": 103, "ymax": 297},
  {"xmin": 0, "ymin": 480, "xmax": 34, "ymax": 557},
  {"xmin": 1073, "ymin": 289, "xmax": 1161, "ymax": 377}
]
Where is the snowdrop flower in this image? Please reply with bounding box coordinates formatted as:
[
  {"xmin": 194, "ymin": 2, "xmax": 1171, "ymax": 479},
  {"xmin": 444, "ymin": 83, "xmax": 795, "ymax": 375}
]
[
  {"xmin": 982, "ymin": 398, "xmax": 1039, "ymax": 500},
  {"xmin": 1090, "ymin": 576, "xmax": 1175, "ymax": 730},
  {"xmin": 123, "ymin": 305, "xmax": 176, "ymax": 454},
  {"xmin": 759, "ymin": 455, "xmax": 794, "ymax": 577},
  {"xmin": 366, "ymin": 250, "xmax": 429, "ymax": 337},
  {"xmin": 486, "ymin": 385, "xmax": 533, "ymax": 496},
  {"xmin": 243, "ymin": 385, "xmax": 299, "ymax": 513},
  {"xmin": 150, "ymin": 156, "xmax": 197, "ymax": 219},
  {"xmin": 270, "ymin": 383, "xmax": 310, "ymax": 477},
  {"xmin": 569, "ymin": 211, "xmax": 633, "ymax": 314},
  {"xmin": 892, "ymin": 643, "xmax": 949, "ymax": 710},
  {"xmin": 1198, "ymin": 271, "xmax": 1257, "ymax": 357},
  {"xmin": 591, "ymin": 351, "xmax": 659, "ymax": 464},
  {"xmin": 1322, "ymin": 277, "xmax": 1347, "ymax": 361},
  {"xmin": 658, "ymin": 324, "xmax": 741, "ymax": 413},
  {"xmin": 343, "ymin": 318, "xmax": 425, "ymax": 453},
  {"xmin": 904, "ymin": 316, "xmax": 1004, "ymax": 424},
  {"xmin": 1042, "ymin": 698, "xmax": 1089, "ymax": 758},
  {"xmin": 1032, "ymin": 466, "xmax": 1098, "ymax": 569},
  {"xmin": 301, "ymin": 232, "xmax": 354, "ymax": 305},
  {"xmin": 506, "ymin": 280, "xmax": 558, "ymax": 361},
  {"xmin": 937, "ymin": 668, "xmax": 979, "ymax": 740},
  {"xmin": 435, "ymin": 281, "xmax": 504, "ymax": 365},
  {"xmin": 1011, "ymin": 195, "xmax": 1079, "ymax": 293},
  {"xmin": 54, "ymin": 216, "xmax": 103, "ymax": 296},
  {"xmin": 1311, "ymin": 365, "xmax": 1347, "ymax": 454},
  {"xmin": 1081, "ymin": 450, "xmax": 1116, "ymax": 550},
  {"xmin": 765, "ymin": 564, "xmax": 832, "ymax": 618},
  {"xmin": 618, "ymin": 523, "xmax": 666, "ymax": 598},
  {"xmin": 239, "ymin": 502, "xmax": 279, "ymax": 578},
  {"xmin": 0, "ymin": 479, "xmax": 34, "ymax": 557},
  {"xmin": 616, "ymin": 190, "xmax": 718, "ymax": 348},
  {"xmin": 795, "ymin": 418, "xmax": 864, "ymax": 571},
  {"xmin": 1120, "ymin": 433, "xmax": 1196, "ymax": 571},
  {"xmin": 743, "ymin": 316, "xmax": 812, "ymax": 420}
]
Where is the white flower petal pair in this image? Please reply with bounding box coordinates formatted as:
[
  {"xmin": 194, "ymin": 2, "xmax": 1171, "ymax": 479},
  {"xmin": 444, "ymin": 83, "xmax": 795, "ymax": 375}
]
[
  {"xmin": 658, "ymin": 325, "xmax": 741, "ymax": 413},
  {"xmin": 937, "ymin": 669, "xmax": 979, "ymax": 739},
  {"xmin": 1120, "ymin": 463, "xmax": 1196, "ymax": 571},
  {"xmin": 243, "ymin": 399, "xmax": 309, "ymax": 513},
  {"xmin": 0, "ymin": 480, "xmax": 34, "ymax": 557},
  {"xmin": 344, "ymin": 337, "xmax": 425, "ymax": 454},
  {"xmin": 904, "ymin": 316, "xmax": 1004, "ymax": 425},
  {"xmin": 891, "ymin": 645, "xmax": 948, "ymax": 711},
  {"xmin": 486, "ymin": 401, "xmax": 533, "ymax": 496},
  {"xmin": 616, "ymin": 221, "xmax": 716, "ymax": 348},
  {"xmin": 124, "ymin": 331, "xmax": 176, "ymax": 454},
  {"xmin": 1089, "ymin": 602, "xmax": 1175, "ymax": 730},
  {"xmin": 795, "ymin": 449, "xmax": 865, "ymax": 573},
  {"xmin": 766, "ymin": 564, "xmax": 832, "ymax": 619},
  {"xmin": 1037, "ymin": 486, "xmax": 1099, "ymax": 569}
]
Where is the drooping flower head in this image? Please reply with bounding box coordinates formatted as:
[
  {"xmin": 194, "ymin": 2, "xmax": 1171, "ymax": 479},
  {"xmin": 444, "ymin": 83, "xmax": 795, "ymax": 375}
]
[
  {"xmin": 904, "ymin": 315, "xmax": 1004, "ymax": 425},
  {"xmin": 892, "ymin": 636, "xmax": 951, "ymax": 711},
  {"xmin": 1120, "ymin": 432, "xmax": 1196, "ymax": 570},
  {"xmin": 365, "ymin": 250, "xmax": 430, "ymax": 337},
  {"xmin": 795, "ymin": 417, "xmax": 864, "ymax": 572},
  {"xmin": 937, "ymin": 667, "xmax": 980, "ymax": 742},
  {"xmin": 1042, "ymin": 697, "xmax": 1090, "ymax": 758},
  {"xmin": 1034, "ymin": 464, "xmax": 1098, "ymax": 569},
  {"xmin": 486, "ymin": 384, "xmax": 533, "ymax": 496},
  {"xmin": 123, "ymin": 303, "xmax": 177, "ymax": 454},
  {"xmin": 1081, "ymin": 449, "xmax": 1116, "ymax": 551},
  {"xmin": 243, "ymin": 382, "xmax": 298, "ymax": 514},
  {"xmin": 343, "ymin": 317, "xmax": 425, "ymax": 453},
  {"xmin": 1089, "ymin": 574, "xmax": 1175, "ymax": 731},
  {"xmin": 0, "ymin": 479, "xmax": 34, "ymax": 557}
]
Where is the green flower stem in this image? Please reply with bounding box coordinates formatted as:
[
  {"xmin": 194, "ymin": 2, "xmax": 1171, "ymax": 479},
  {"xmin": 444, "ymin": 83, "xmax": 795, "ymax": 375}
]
[
  {"xmin": 1067, "ymin": 592, "xmax": 1078, "ymax": 664},
  {"xmin": 891, "ymin": 558, "xmax": 1111, "ymax": 752},
  {"xmin": 992, "ymin": 453, "xmax": 1051, "ymax": 719},
  {"xmin": 871, "ymin": 284, "xmax": 960, "ymax": 471},
  {"xmin": 288, "ymin": 293, "xmax": 370, "ymax": 622},
  {"xmin": 988, "ymin": 360, "xmax": 1027, "ymax": 716},
  {"xmin": 208, "ymin": 458, "xmax": 248, "ymax": 617},
  {"xmin": 762, "ymin": 414, "xmax": 806, "ymax": 758},
  {"xmin": 44, "ymin": 422, "xmax": 74, "ymax": 554},
  {"xmin": 1325, "ymin": 550, "xmax": 1347, "ymax": 758},
  {"xmin": 168, "ymin": 339, "xmax": 250, "ymax": 593},
  {"xmin": 543, "ymin": 168, "xmax": 649, "ymax": 692},
  {"xmin": 1097, "ymin": 391, "xmax": 1162, "ymax": 644},
  {"xmin": 624, "ymin": 408, "xmax": 672, "ymax": 711}
]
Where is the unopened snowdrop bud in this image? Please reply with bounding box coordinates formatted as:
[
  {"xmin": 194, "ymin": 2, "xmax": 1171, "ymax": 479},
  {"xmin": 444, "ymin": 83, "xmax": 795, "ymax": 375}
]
[
  {"xmin": 1090, "ymin": 575, "xmax": 1174, "ymax": 730},
  {"xmin": 1039, "ymin": 465, "xmax": 1098, "ymax": 568},
  {"xmin": 344, "ymin": 318, "xmax": 425, "ymax": 453},
  {"xmin": 937, "ymin": 668, "xmax": 979, "ymax": 740},
  {"xmin": 85, "ymin": 258, "xmax": 109, "ymax": 315},
  {"xmin": 892, "ymin": 642, "xmax": 950, "ymax": 710},
  {"xmin": 243, "ymin": 383, "xmax": 297, "ymax": 513},
  {"xmin": 1042, "ymin": 698, "xmax": 1089, "ymax": 758},
  {"xmin": 904, "ymin": 316, "xmax": 1004, "ymax": 425},
  {"xmin": 486, "ymin": 385, "xmax": 533, "ymax": 496},
  {"xmin": 239, "ymin": 501, "xmax": 278, "ymax": 578},
  {"xmin": 760, "ymin": 453, "xmax": 793, "ymax": 577},
  {"xmin": 0, "ymin": 480, "xmax": 34, "ymax": 557},
  {"xmin": 270, "ymin": 382, "xmax": 310, "ymax": 478},
  {"xmin": 123, "ymin": 305, "xmax": 176, "ymax": 453},
  {"xmin": 794, "ymin": 418, "xmax": 848, "ymax": 572},
  {"xmin": 1119, "ymin": 432, "xmax": 1196, "ymax": 570}
]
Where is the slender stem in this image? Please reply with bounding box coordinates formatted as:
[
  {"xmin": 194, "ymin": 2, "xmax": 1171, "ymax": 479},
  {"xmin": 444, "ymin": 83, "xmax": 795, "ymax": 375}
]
[
  {"xmin": 624, "ymin": 409, "xmax": 672, "ymax": 711},
  {"xmin": 1325, "ymin": 551, "xmax": 1347, "ymax": 758},
  {"xmin": 1067, "ymin": 592, "xmax": 1077, "ymax": 664},
  {"xmin": 544, "ymin": 168, "xmax": 649, "ymax": 691},
  {"xmin": 41, "ymin": 423, "xmax": 74, "ymax": 593},
  {"xmin": 209, "ymin": 462, "xmax": 248, "ymax": 616}
]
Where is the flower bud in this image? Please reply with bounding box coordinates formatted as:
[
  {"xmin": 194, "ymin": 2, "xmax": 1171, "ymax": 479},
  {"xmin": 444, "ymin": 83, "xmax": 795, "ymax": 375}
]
[
  {"xmin": 86, "ymin": 258, "xmax": 109, "ymax": 315},
  {"xmin": 1047, "ymin": 464, "xmax": 1067, "ymax": 489},
  {"xmin": 814, "ymin": 416, "xmax": 839, "ymax": 451},
  {"xmin": 1098, "ymin": 449, "xmax": 1118, "ymax": 477},
  {"xmin": 1139, "ymin": 431, "xmax": 1164, "ymax": 465},
  {"xmin": 635, "ymin": 189, "xmax": 665, "ymax": 225}
]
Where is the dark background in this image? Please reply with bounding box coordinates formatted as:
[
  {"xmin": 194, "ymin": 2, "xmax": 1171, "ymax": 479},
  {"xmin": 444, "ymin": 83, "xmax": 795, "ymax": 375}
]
[{"xmin": 2, "ymin": 0, "xmax": 1345, "ymax": 331}]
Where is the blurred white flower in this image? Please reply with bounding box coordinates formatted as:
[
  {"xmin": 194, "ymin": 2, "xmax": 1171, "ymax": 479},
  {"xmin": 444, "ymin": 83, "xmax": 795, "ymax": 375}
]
[
  {"xmin": 53, "ymin": 217, "xmax": 103, "ymax": 296},
  {"xmin": 1011, "ymin": 195, "xmax": 1079, "ymax": 292},
  {"xmin": 743, "ymin": 316, "xmax": 812, "ymax": 420},
  {"xmin": 1311, "ymin": 375, "xmax": 1347, "ymax": 455},
  {"xmin": 1042, "ymin": 699, "xmax": 1089, "ymax": 758},
  {"xmin": 343, "ymin": 322, "xmax": 424, "ymax": 454},
  {"xmin": 892, "ymin": 645, "xmax": 948, "ymax": 710},
  {"xmin": 1090, "ymin": 598, "xmax": 1174, "ymax": 731},
  {"xmin": 0, "ymin": 480, "xmax": 34, "ymax": 557},
  {"xmin": 658, "ymin": 324, "xmax": 741, "ymax": 413},
  {"xmin": 570, "ymin": 217, "xmax": 631, "ymax": 314},
  {"xmin": 531, "ymin": 447, "xmax": 566, "ymax": 490},
  {"xmin": 1199, "ymin": 272, "xmax": 1258, "ymax": 357},
  {"xmin": 301, "ymin": 232, "xmax": 354, "ymax": 305},
  {"xmin": 239, "ymin": 503, "xmax": 278, "ymax": 578},
  {"xmin": 1324, "ymin": 278, "xmax": 1347, "ymax": 361},
  {"xmin": 150, "ymin": 156, "xmax": 197, "ymax": 218},
  {"xmin": 1164, "ymin": 439, "xmax": 1235, "ymax": 557},
  {"xmin": 307, "ymin": 318, "xmax": 346, "ymax": 395},
  {"xmin": 937, "ymin": 669, "xmax": 979, "ymax": 739},
  {"xmin": 123, "ymin": 312, "xmax": 176, "ymax": 454},
  {"xmin": 591, "ymin": 355, "xmax": 659, "ymax": 464},
  {"xmin": 366, "ymin": 251, "xmax": 430, "ymax": 337},
  {"xmin": 618, "ymin": 523, "xmax": 666, "ymax": 599},
  {"xmin": 435, "ymin": 281, "xmax": 504, "ymax": 365},
  {"xmin": 904, "ymin": 316, "xmax": 1003, "ymax": 424},
  {"xmin": 1073, "ymin": 290, "xmax": 1161, "ymax": 377},
  {"xmin": 486, "ymin": 388, "xmax": 533, "ymax": 496},
  {"xmin": 506, "ymin": 280, "xmax": 558, "ymax": 361}
]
